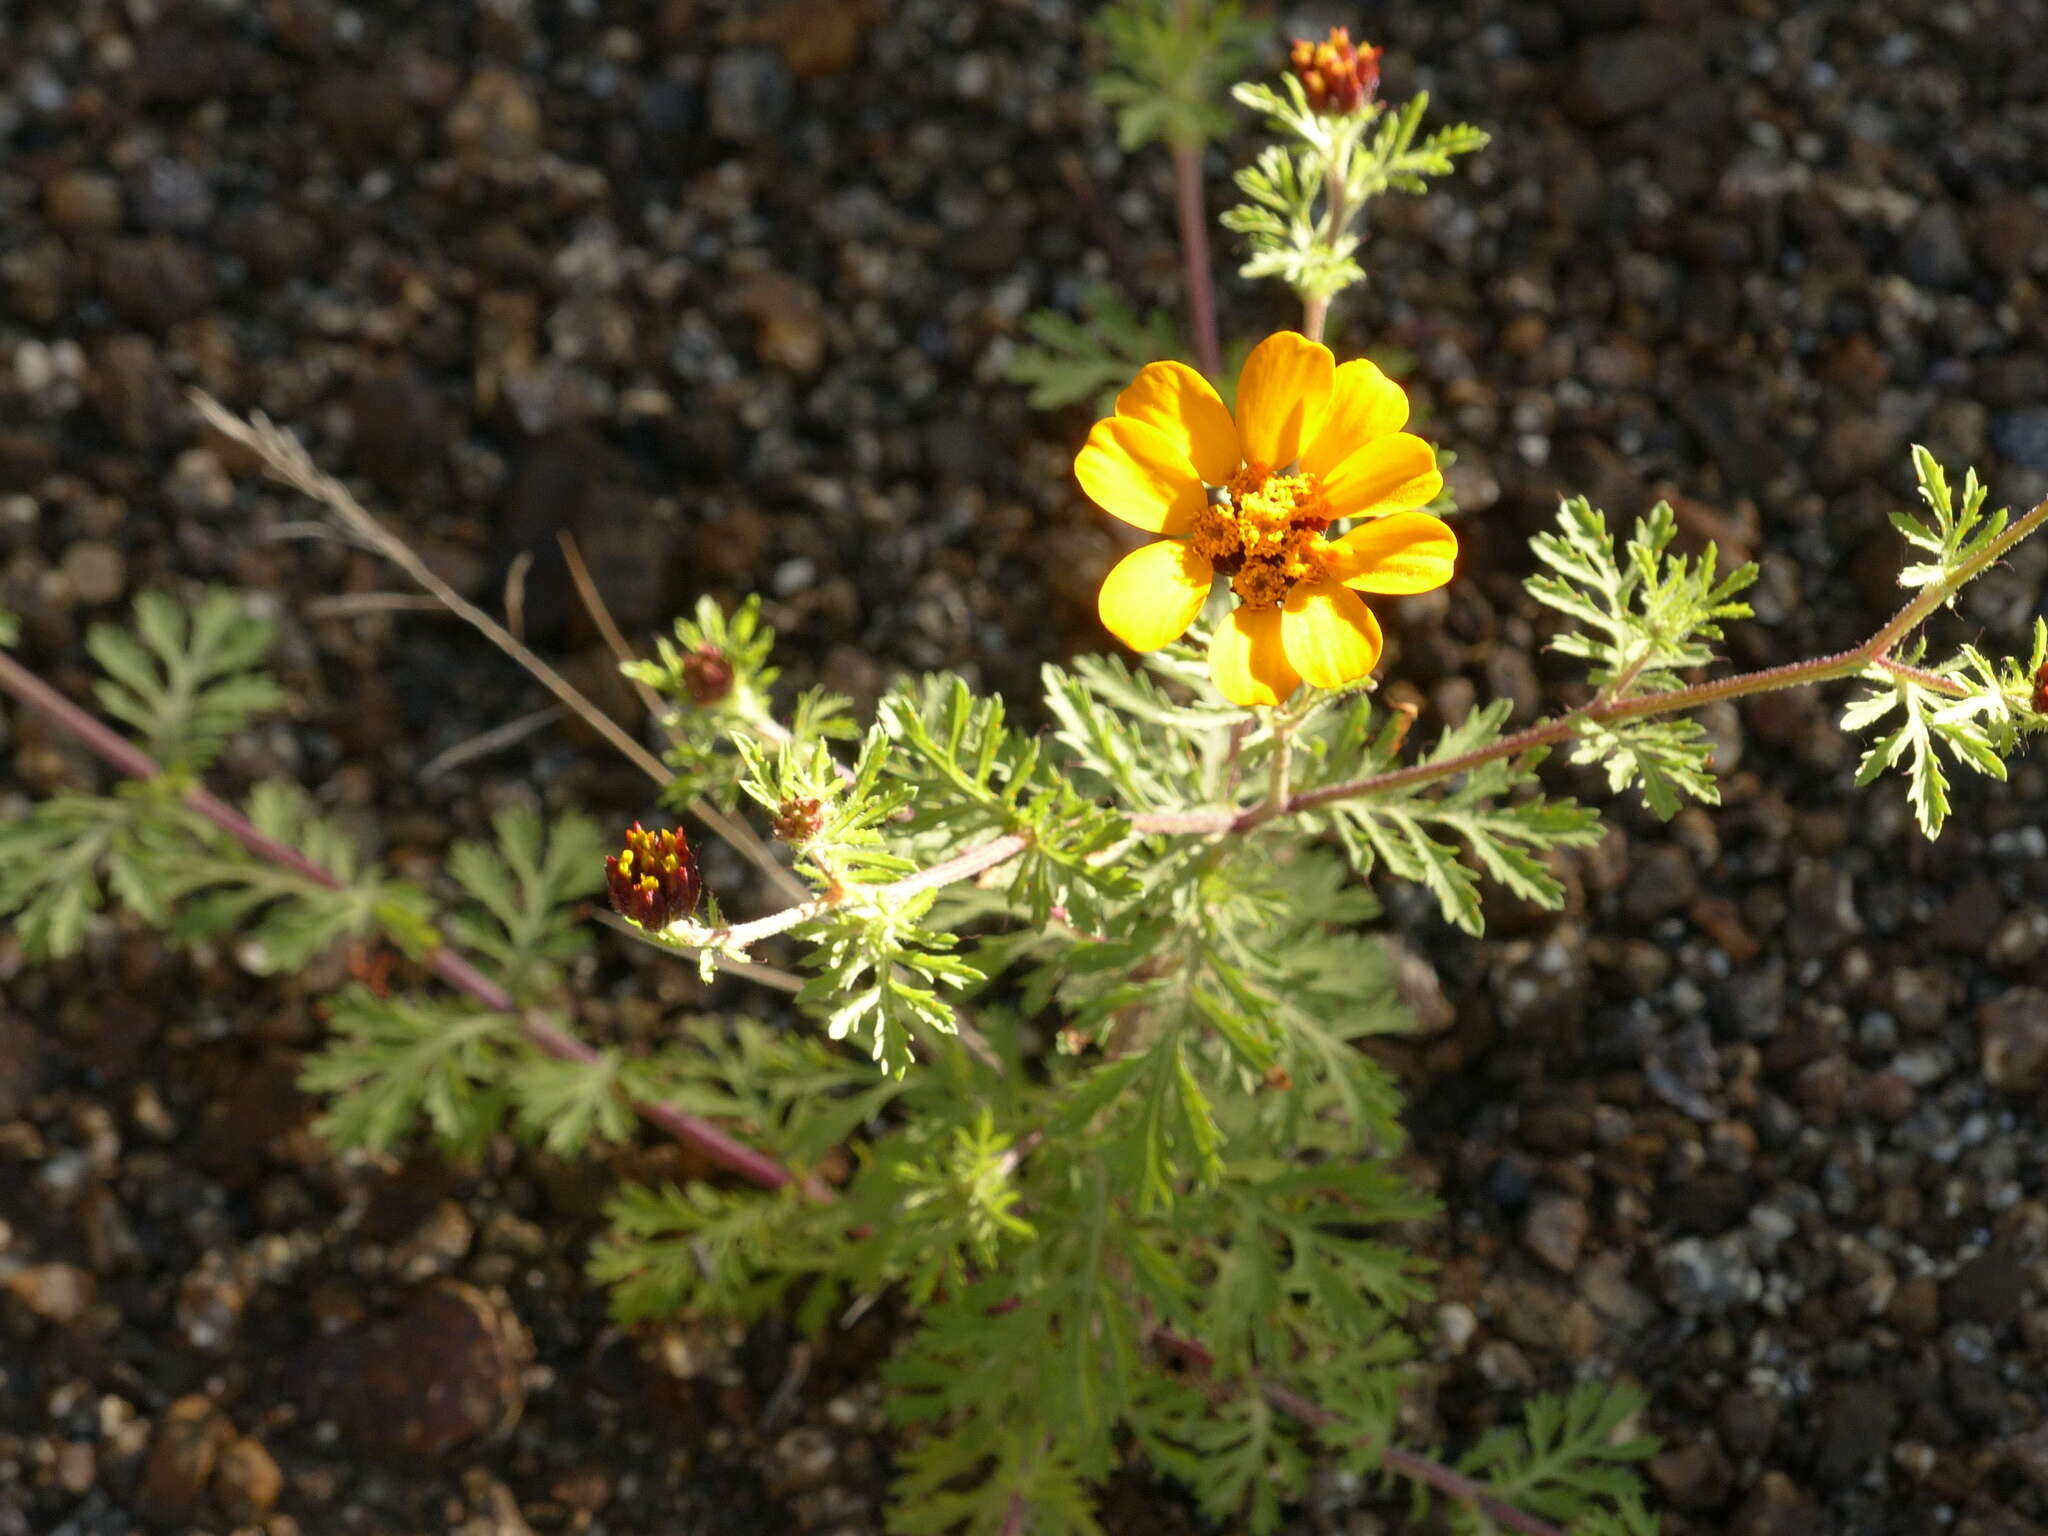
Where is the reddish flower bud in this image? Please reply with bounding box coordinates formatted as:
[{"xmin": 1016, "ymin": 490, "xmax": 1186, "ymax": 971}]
[
  {"xmin": 681, "ymin": 644, "xmax": 734, "ymax": 706},
  {"xmin": 1288, "ymin": 27, "xmax": 1381, "ymax": 117},
  {"xmin": 605, "ymin": 822, "xmax": 702, "ymax": 927},
  {"xmin": 2034, "ymin": 659, "xmax": 2048, "ymax": 716},
  {"xmin": 771, "ymin": 795, "xmax": 824, "ymax": 847}
]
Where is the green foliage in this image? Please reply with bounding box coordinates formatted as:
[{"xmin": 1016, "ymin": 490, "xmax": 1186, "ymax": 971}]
[
  {"xmin": 1005, "ymin": 284, "xmax": 1189, "ymax": 413},
  {"xmin": 1092, "ymin": 0, "xmax": 1265, "ymax": 151},
  {"xmin": 1225, "ymin": 79, "xmax": 1488, "ymax": 305},
  {"xmin": 1893, "ymin": 445, "xmax": 2005, "ymax": 593},
  {"xmin": 1529, "ymin": 500, "xmax": 1756, "ymax": 695},
  {"xmin": 1444, "ymin": 1382, "xmax": 1658, "ymax": 1534},
  {"xmin": 879, "ymin": 675, "xmax": 1136, "ymax": 928},
  {"xmin": 445, "ymin": 804, "xmax": 607, "ymax": 1001},
  {"xmin": 1528, "ymin": 498, "xmax": 1757, "ymax": 818},
  {"xmin": 737, "ymin": 729, "xmax": 917, "ymax": 889},
  {"xmin": 301, "ymin": 986, "xmax": 523, "ymax": 1155},
  {"xmin": 87, "ymin": 588, "xmax": 285, "ymax": 773},
  {"xmin": 1842, "ymin": 623, "xmax": 2048, "ymax": 838},
  {"xmin": 1291, "ymin": 694, "xmax": 1602, "ymax": 935},
  {"xmin": 163, "ymin": 781, "xmax": 439, "ymax": 971},
  {"xmin": 0, "ymin": 787, "xmax": 190, "ymax": 959},
  {"xmin": 0, "ymin": 601, "xmax": 18, "ymax": 646},
  {"xmin": 626, "ymin": 595, "xmax": 857, "ymax": 810}
]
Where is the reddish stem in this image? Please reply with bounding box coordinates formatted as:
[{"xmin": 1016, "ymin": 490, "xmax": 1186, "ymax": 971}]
[
  {"xmin": 0, "ymin": 647, "xmax": 802, "ymax": 1193},
  {"xmin": 1171, "ymin": 139, "xmax": 1224, "ymax": 383}
]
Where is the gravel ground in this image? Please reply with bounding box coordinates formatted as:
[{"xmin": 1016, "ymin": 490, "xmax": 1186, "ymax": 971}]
[{"xmin": 3, "ymin": 0, "xmax": 2048, "ymax": 1532}]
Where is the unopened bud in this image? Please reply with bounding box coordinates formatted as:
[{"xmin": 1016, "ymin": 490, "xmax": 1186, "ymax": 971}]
[
  {"xmin": 771, "ymin": 795, "xmax": 825, "ymax": 846},
  {"xmin": 681, "ymin": 644, "xmax": 734, "ymax": 706},
  {"xmin": 606, "ymin": 822, "xmax": 702, "ymax": 927},
  {"xmin": 2034, "ymin": 658, "xmax": 2048, "ymax": 715},
  {"xmin": 1288, "ymin": 27, "xmax": 1381, "ymax": 117}
]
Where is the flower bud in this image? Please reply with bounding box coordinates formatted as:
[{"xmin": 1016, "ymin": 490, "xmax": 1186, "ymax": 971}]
[
  {"xmin": 1288, "ymin": 27, "xmax": 1381, "ymax": 117},
  {"xmin": 2034, "ymin": 658, "xmax": 2048, "ymax": 716},
  {"xmin": 771, "ymin": 795, "xmax": 825, "ymax": 847},
  {"xmin": 606, "ymin": 822, "xmax": 702, "ymax": 927},
  {"xmin": 681, "ymin": 644, "xmax": 734, "ymax": 706}
]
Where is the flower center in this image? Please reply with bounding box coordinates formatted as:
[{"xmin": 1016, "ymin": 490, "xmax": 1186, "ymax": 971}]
[{"xmin": 1189, "ymin": 463, "xmax": 1334, "ymax": 609}]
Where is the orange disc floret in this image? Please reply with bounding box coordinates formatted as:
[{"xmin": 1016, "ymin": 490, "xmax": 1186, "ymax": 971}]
[
  {"xmin": 1075, "ymin": 332, "xmax": 1456, "ymax": 706},
  {"xmin": 606, "ymin": 822, "xmax": 702, "ymax": 927},
  {"xmin": 1289, "ymin": 27, "xmax": 1382, "ymax": 117}
]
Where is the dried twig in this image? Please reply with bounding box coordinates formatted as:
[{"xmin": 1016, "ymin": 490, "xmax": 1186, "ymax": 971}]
[{"xmin": 191, "ymin": 390, "xmax": 808, "ymax": 906}]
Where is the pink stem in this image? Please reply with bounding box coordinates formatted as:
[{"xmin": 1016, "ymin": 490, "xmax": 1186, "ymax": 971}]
[
  {"xmin": 0, "ymin": 646, "xmax": 802, "ymax": 1193},
  {"xmin": 1171, "ymin": 139, "xmax": 1224, "ymax": 382}
]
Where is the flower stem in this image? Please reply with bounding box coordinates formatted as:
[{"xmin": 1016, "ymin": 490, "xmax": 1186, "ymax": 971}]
[
  {"xmin": 1137, "ymin": 490, "xmax": 2048, "ymax": 837},
  {"xmin": 1171, "ymin": 138, "xmax": 1224, "ymax": 383},
  {"xmin": 1300, "ymin": 160, "xmax": 1349, "ymax": 344}
]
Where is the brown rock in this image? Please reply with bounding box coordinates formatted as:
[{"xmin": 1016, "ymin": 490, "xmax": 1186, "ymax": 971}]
[
  {"xmin": 1521, "ymin": 1191, "xmax": 1591, "ymax": 1274},
  {"xmin": 1485, "ymin": 1277, "xmax": 1600, "ymax": 1359},
  {"xmin": 1650, "ymin": 1437, "xmax": 1734, "ymax": 1510},
  {"xmin": 1564, "ymin": 29, "xmax": 1702, "ymax": 124},
  {"xmin": 58, "ymin": 541, "xmax": 126, "ymax": 607},
  {"xmin": 1716, "ymin": 1387, "xmax": 1779, "ymax": 1460},
  {"xmin": 1814, "ymin": 1380, "xmax": 1895, "ymax": 1486},
  {"xmin": 0, "ymin": 1011, "xmax": 43, "ymax": 1120},
  {"xmin": 1731, "ymin": 1470, "xmax": 1818, "ymax": 1536},
  {"xmin": 96, "ymin": 237, "xmax": 213, "ymax": 332},
  {"xmin": 293, "ymin": 1281, "xmax": 531, "ymax": 1457},
  {"xmin": 756, "ymin": 0, "xmax": 875, "ymax": 78},
  {"xmin": 213, "ymin": 1435, "xmax": 283, "ymax": 1522},
  {"xmin": 45, "ymin": 172, "xmax": 123, "ymax": 235},
  {"xmin": 89, "ymin": 334, "xmax": 181, "ymax": 451},
  {"xmin": 137, "ymin": 1396, "xmax": 233, "ymax": 1521},
  {"xmin": 350, "ymin": 369, "xmax": 445, "ymax": 491},
  {"xmin": 731, "ymin": 271, "xmax": 827, "ymax": 376},
  {"xmin": 1888, "ymin": 1272, "xmax": 1942, "ymax": 1335},
  {"xmin": 6, "ymin": 1263, "xmax": 94, "ymax": 1324},
  {"xmin": 2009, "ymin": 1423, "xmax": 2048, "ymax": 1491},
  {"xmin": 1861, "ymin": 1069, "xmax": 1916, "ymax": 1123},
  {"xmin": 1980, "ymin": 989, "xmax": 2048, "ymax": 1090},
  {"xmin": 446, "ymin": 68, "xmax": 543, "ymax": 163},
  {"xmin": 1946, "ymin": 1245, "xmax": 2028, "ymax": 1329}
]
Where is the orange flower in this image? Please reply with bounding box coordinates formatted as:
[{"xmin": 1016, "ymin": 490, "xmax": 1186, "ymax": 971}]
[
  {"xmin": 1289, "ymin": 27, "xmax": 1382, "ymax": 116},
  {"xmin": 1076, "ymin": 332, "xmax": 1456, "ymax": 707}
]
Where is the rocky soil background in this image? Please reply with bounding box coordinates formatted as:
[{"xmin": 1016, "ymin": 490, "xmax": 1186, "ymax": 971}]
[{"xmin": 2, "ymin": 0, "xmax": 2047, "ymax": 1532}]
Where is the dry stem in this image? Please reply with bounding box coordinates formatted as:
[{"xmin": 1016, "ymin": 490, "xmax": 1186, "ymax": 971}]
[{"xmin": 193, "ymin": 391, "xmax": 809, "ymax": 906}]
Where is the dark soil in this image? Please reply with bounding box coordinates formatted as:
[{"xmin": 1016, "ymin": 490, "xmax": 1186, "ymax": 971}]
[{"xmin": 4, "ymin": 1, "xmax": 2048, "ymax": 1533}]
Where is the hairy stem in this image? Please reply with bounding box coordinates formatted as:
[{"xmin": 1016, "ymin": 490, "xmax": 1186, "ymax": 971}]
[
  {"xmin": 1300, "ymin": 160, "xmax": 1349, "ymax": 344},
  {"xmin": 0, "ymin": 645, "xmax": 806, "ymax": 1196},
  {"xmin": 1171, "ymin": 138, "xmax": 1224, "ymax": 382},
  {"xmin": 672, "ymin": 831, "xmax": 1034, "ymax": 953}
]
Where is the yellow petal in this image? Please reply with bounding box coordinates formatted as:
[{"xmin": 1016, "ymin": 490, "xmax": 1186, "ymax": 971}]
[
  {"xmin": 1208, "ymin": 605, "xmax": 1299, "ymax": 708},
  {"xmin": 1280, "ymin": 582, "xmax": 1384, "ymax": 689},
  {"xmin": 1097, "ymin": 540, "xmax": 1215, "ymax": 652},
  {"xmin": 1115, "ymin": 362, "xmax": 1239, "ymax": 486},
  {"xmin": 1235, "ymin": 331, "xmax": 1334, "ymax": 469},
  {"xmin": 1322, "ymin": 513, "xmax": 1459, "ymax": 593},
  {"xmin": 1321, "ymin": 432, "xmax": 1443, "ymax": 520},
  {"xmin": 1301, "ymin": 358, "xmax": 1410, "ymax": 480},
  {"xmin": 1075, "ymin": 416, "xmax": 1207, "ymax": 534}
]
